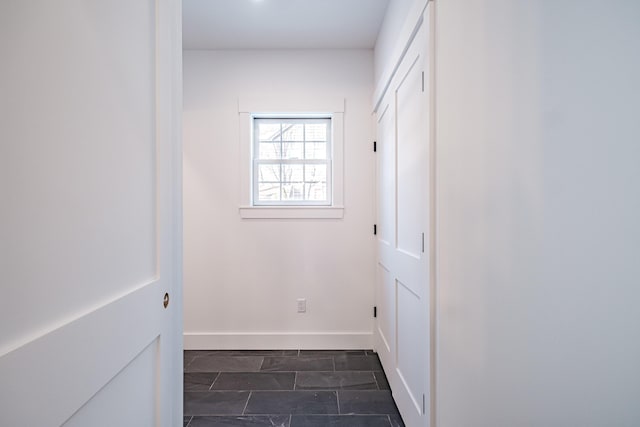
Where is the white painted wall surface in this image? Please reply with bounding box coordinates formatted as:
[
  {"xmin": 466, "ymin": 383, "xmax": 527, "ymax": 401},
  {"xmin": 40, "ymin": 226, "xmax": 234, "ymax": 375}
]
[
  {"xmin": 436, "ymin": 1, "xmax": 640, "ymax": 426},
  {"xmin": 183, "ymin": 49, "xmax": 375, "ymax": 349}
]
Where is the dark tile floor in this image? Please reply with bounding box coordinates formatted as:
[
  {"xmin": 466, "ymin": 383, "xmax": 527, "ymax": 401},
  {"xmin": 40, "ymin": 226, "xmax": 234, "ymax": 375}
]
[{"xmin": 184, "ymin": 350, "xmax": 405, "ymax": 427}]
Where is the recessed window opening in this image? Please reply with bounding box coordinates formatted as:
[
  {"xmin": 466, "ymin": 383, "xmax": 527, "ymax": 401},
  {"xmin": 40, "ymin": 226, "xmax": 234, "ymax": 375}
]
[{"xmin": 252, "ymin": 115, "xmax": 332, "ymax": 206}]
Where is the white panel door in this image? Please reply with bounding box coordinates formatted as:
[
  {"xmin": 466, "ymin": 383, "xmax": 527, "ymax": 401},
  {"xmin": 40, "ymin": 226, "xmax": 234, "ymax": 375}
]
[
  {"xmin": 0, "ymin": 1, "xmax": 182, "ymax": 426},
  {"xmin": 375, "ymin": 101, "xmax": 397, "ymax": 374},
  {"xmin": 375, "ymin": 6, "xmax": 432, "ymax": 427}
]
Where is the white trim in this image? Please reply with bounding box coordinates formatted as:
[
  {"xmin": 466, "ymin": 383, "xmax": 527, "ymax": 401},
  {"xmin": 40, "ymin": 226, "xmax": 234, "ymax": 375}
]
[
  {"xmin": 238, "ymin": 99, "xmax": 345, "ymax": 217},
  {"xmin": 332, "ymin": 113, "xmax": 345, "ymax": 207},
  {"xmin": 239, "ymin": 97, "xmax": 344, "ymax": 114},
  {"xmin": 428, "ymin": 3, "xmax": 437, "ymax": 426},
  {"xmin": 239, "ymin": 112, "xmax": 252, "ymax": 206},
  {"xmin": 184, "ymin": 332, "xmax": 373, "ymax": 350},
  {"xmin": 239, "ymin": 206, "xmax": 344, "ymax": 219},
  {"xmin": 373, "ymin": 0, "xmax": 430, "ymax": 113}
]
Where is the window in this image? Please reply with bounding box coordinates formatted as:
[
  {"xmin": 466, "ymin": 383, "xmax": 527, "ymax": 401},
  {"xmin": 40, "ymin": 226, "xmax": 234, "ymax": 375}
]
[
  {"xmin": 238, "ymin": 97, "xmax": 344, "ymax": 219},
  {"xmin": 253, "ymin": 117, "xmax": 332, "ymax": 206}
]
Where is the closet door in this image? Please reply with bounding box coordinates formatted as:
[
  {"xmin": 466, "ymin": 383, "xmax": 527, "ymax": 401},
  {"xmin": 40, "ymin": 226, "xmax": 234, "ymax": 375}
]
[{"xmin": 375, "ymin": 5, "xmax": 432, "ymax": 426}]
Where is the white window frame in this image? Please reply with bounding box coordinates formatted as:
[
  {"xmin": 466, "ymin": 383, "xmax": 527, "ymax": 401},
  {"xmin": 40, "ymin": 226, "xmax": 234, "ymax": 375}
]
[
  {"xmin": 238, "ymin": 97, "xmax": 345, "ymax": 219},
  {"xmin": 252, "ymin": 116, "xmax": 333, "ymax": 207}
]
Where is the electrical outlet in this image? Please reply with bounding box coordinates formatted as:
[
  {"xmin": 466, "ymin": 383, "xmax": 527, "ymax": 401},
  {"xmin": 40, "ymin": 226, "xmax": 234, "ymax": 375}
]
[{"xmin": 297, "ymin": 298, "xmax": 306, "ymax": 313}]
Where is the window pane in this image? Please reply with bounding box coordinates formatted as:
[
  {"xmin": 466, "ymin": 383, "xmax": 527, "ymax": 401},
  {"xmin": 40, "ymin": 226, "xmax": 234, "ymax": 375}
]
[
  {"xmin": 253, "ymin": 118, "xmax": 332, "ymax": 206},
  {"xmin": 305, "ymin": 142, "xmax": 327, "ymax": 159},
  {"xmin": 282, "ymin": 142, "xmax": 303, "ymax": 160},
  {"xmin": 259, "ymin": 123, "xmax": 281, "ymax": 142},
  {"xmin": 282, "ymin": 123, "xmax": 303, "ymax": 141},
  {"xmin": 258, "ymin": 164, "xmax": 280, "ymax": 182},
  {"xmin": 282, "ymin": 183, "xmax": 304, "ymax": 201},
  {"xmin": 259, "ymin": 142, "xmax": 281, "ymax": 159},
  {"xmin": 305, "ymin": 164, "xmax": 327, "ymax": 182},
  {"xmin": 282, "ymin": 164, "xmax": 304, "ymax": 183},
  {"xmin": 305, "ymin": 123, "xmax": 327, "ymax": 141},
  {"xmin": 305, "ymin": 182, "xmax": 327, "ymax": 201},
  {"xmin": 258, "ymin": 183, "xmax": 280, "ymax": 201}
]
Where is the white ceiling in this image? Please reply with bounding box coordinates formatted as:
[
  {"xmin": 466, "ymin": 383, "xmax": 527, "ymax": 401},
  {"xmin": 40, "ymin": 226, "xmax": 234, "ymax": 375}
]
[{"xmin": 182, "ymin": 0, "xmax": 390, "ymax": 50}]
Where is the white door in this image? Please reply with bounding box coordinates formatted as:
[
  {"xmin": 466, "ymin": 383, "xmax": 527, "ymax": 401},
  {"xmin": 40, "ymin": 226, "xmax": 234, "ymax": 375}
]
[
  {"xmin": 0, "ymin": 1, "xmax": 182, "ymax": 426},
  {"xmin": 375, "ymin": 5, "xmax": 433, "ymax": 426}
]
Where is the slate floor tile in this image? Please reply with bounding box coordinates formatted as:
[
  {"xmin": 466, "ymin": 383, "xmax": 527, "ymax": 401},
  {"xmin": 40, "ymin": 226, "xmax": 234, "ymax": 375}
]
[
  {"xmin": 212, "ymin": 372, "xmax": 295, "ymax": 391},
  {"xmin": 261, "ymin": 357, "xmax": 333, "ymax": 372},
  {"xmin": 290, "ymin": 415, "xmax": 392, "ymax": 427},
  {"xmin": 245, "ymin": 391, "xmax": 338, "ymax": 415},
  {"xmin": 188, "ymin": 415, "xmax": 291, "ymax": 427},
  {"xmin": 298, "ymin": 350, "xmax": 366, "ymax": 356},
  {"xmin": 184, "ymin": 391, "xmax": 250, "ymax": 415},
  {"xmin": 185, "ymin": 350, "xmax": 222, "ymax": 360},
  {"xmin": 185, "ymin": 353, "xmax": 197, "ymax": 370},
  {"xmin": 334, "ymin": 355, "xmax": 383, "ymax": 371},
  {"xmin": 184, "ymin": 372, "xmax": 219, "ymax": 391},
  {"xmin": 389, "ymin": 414, "xmax": 406, "ymax": 427},
  {"xmin": 338, "ymin": 390, "xmax": 399, "ymax": 415},
  {"xmin": 374, "ymin": 371, "xmax": 390, "ymax": 390},
  {"xmin": 193, "ymin": 350, "xmax": 296, "ymax": 357},
  {"xmin": 187, "ymin": 356, "xmax": 264, "ymax": 373},
  {"xmin": 295, "ymin": 372, "xmax": 377, "ymax": 390},
  {"xmin": 183, "ymin": 351, "xmax": 404, "ymax": 425}
]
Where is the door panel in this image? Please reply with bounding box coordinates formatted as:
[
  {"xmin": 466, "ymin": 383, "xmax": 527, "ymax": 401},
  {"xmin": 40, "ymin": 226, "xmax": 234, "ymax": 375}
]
[
  {"xmin": 376, "ymin": 264, "xmax": 394, "ymax": 355},
  {"xmin": 397, "ymin": 55, "xmax": 426, "ymax": 260},
  {"xmin": 0, "ymin": 0, "xmax": 156, "ymax": 347},
  {"xmin": 397, "ymin": 280, "xmax": 427, "ymax": 414},
  {"xmin": 0, "ymin": 0, "xmax": 182, "ymax": 426},
  {"xmin": 377, "ymin": 104, "xmax": 395, "ymax": 246},
  {"xmin": 63, "ymin": 339, "xmax": 159, "ymax": 427},
  {"xmin": 0, "ymin": 282, "xmax": 163, "ymax": 426},
  {"xmin": 374, "ymin": 5, "xmax": 432, "ymax": 427}
]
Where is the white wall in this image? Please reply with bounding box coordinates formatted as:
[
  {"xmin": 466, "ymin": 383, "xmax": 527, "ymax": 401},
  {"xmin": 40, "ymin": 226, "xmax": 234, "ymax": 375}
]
[
  {"xmin": 183, "ymin": 49, "xmax": 376, "ymax": 349},
  {"xmin": 436, "ymin": 1, "xmax": 640, "ymax": 426}
]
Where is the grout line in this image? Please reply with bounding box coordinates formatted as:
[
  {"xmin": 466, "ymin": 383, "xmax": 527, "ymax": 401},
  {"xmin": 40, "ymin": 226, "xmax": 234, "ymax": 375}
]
[
  {"xmin": 289, "ymin": 414, "xmax": 292, "ymax": 427},
  {"xmin": 208, "ymin": 372, "xmax": 220, "ymax": 391},
  {"xmin": 387, "ymin": 414, "xmax": 393, "ymax": 426},
  {"xmin": 336, "ymin": 390, "xmax": 341, "ymax": 415},
  {"xmin": 241, "ymin": 391, "xmax": 252, "ymax": 415},
  {"xmin": 293, "ymin": 371, "xmax": 298, "ymax": 390},
  {"xmin": 185, "ymin": 415, "xmax": 192, "ymax": 427},
  {"xmin": 332, "ymin": 356, "xmax": 336, "ymax": 372}
]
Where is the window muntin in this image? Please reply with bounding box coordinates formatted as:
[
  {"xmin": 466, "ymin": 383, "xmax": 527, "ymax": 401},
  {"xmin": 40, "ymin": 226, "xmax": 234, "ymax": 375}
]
[{"xmin": 252, "ymin": 117, "xmax": 332, "ymax": 206}]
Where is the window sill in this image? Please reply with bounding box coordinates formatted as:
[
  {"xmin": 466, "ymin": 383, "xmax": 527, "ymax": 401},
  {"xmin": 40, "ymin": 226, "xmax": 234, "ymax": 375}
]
[{"xmin": 239, "ymin": 206, "xmax": 344, "ymax": 219}]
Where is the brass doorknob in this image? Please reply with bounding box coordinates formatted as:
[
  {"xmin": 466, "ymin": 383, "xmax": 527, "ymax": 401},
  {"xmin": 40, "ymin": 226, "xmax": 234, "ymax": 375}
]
[{"xmin": 163, "ymin": 293, "xmax": 170, "ymax": 309}]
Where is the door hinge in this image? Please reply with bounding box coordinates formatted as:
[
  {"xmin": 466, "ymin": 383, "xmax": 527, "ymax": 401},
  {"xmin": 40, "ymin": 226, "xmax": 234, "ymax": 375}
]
[
  {"xmin": 422, "ymin": 232, "xmax": 425, "ymax": 253},
  {"xmin": 373, "ymin": 306, "xmax": 377, "ymax": 318},
  {"xmin": 422, "ymin": 393, "xmax": 426, "ymax": 415},
  {"xmin": 374, "ymin": 224, "xmax": 377, "ymax": 235},
  {"xmin": 373, "ymin": 140, "xmax": 377, "ymax": 152},
  {"xmin": 421, "ymin": 71, "xmax": 425, "ymax": 92}
]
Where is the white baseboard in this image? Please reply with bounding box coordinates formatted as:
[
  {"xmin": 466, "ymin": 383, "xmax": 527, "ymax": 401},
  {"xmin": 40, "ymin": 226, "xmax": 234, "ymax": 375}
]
[{"xmin": 183, "ymin": 332, "xmax": 373, "ymax": 350}]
